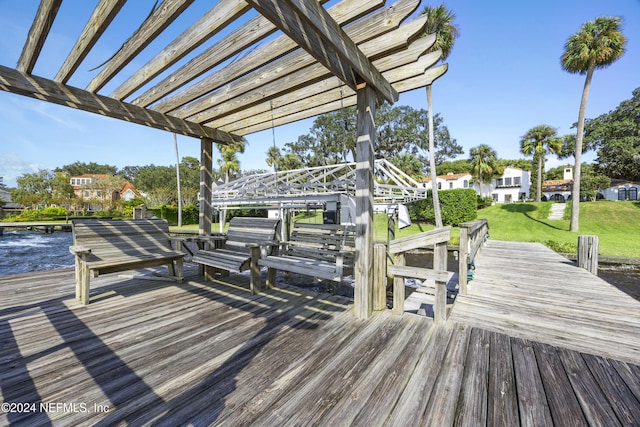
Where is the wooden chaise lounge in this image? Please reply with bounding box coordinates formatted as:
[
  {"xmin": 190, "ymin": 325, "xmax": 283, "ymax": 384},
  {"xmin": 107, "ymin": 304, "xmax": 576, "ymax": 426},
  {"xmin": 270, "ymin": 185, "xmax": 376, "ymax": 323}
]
[{"xmin": 70, "ymin": 219, "xmax": 185, "ymax": 305}]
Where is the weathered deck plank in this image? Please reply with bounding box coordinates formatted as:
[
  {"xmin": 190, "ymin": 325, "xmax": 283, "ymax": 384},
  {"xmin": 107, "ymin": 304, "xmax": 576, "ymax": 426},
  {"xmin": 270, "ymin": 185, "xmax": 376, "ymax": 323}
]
[
  {"xmin": 450, "ymin": 240, "xmax": 640, "ymax": 364},
  {"xmin": 1, "ymin": 262, "xmax": 639, "ymax": 426}
]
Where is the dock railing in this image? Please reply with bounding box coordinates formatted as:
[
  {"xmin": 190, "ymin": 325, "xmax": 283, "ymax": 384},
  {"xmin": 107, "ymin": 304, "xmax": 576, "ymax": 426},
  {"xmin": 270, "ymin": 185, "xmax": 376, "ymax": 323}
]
[
  {"xmin": 458, "ymin": 219, "xmax": 489, "ymax": 295},
  {"xmin": 374, "ymin": 227, "xmax": 452, "ymax": 323}
]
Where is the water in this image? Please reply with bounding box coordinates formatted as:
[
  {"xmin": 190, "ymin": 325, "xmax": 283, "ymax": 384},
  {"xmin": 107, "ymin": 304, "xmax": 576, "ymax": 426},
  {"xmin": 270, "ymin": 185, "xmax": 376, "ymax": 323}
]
[{"xmin": 0, "ymin": 230, "xmax": 75, "ymax": 276}]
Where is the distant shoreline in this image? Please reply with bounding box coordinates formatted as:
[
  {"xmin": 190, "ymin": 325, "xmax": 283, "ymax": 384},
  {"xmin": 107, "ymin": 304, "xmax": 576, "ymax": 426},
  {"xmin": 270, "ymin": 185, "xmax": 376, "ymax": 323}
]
[{"xmin": 561, "ymin": 253, "xmax": 640, "ymax": 269}]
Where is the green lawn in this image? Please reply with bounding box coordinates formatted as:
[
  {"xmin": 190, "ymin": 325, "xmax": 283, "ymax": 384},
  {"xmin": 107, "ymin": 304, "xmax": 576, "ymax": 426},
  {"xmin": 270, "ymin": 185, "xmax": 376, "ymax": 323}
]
[{"xmin": 476, "ymin": 201, "xmax": 640, "ymax": 258}]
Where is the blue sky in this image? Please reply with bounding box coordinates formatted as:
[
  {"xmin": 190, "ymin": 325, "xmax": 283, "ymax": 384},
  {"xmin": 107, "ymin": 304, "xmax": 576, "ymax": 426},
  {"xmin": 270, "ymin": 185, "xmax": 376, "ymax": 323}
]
[{"xmin": 1, "ymin": 0, "xmax": 639, "ymax": 187}]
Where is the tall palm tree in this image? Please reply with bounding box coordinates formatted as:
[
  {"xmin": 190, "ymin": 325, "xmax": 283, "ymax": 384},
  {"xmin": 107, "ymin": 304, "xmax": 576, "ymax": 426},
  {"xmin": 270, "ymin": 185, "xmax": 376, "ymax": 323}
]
[
  {"xmin": 216, "ymin": 140, "xmax": 245, "ymax": 183},
  {"xmin": 520, "ymin": 125, "xmax": 563, "ymax": 202},
  {"xmin": 561, "ymin": 16, "xmax": 626, "ymax": 231},
  {"xmin": 266, "ymin": 146, "xmax": 281, "ymax": 173},
  {"xmin": 422, "ymin": 4, "xmax": 460, "ymax": 228},
  {"xmin": 469, "ymin": 144, "xmax": 498, "ymax": 198}
]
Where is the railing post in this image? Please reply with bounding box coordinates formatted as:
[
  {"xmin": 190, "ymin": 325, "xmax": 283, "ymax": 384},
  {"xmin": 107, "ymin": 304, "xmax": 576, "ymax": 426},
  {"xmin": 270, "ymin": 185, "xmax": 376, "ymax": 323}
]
[
  {"xmin": 434, "ymin": 240, "xmax": 448, "ymax": 324},
  {"xmin": 459, "ymin": 225, "xmax": 469, "ymax": 295},
  {"xmin": 577, "ymin": 235, "xmax": 599, "ymax": 275},
  {"xmin": 373, "ymin": 243, "xmax": 387, "ymax": 311},
  {"xmin": 392, "ymin": 253, "xmax": 405, "ymax": 316}
]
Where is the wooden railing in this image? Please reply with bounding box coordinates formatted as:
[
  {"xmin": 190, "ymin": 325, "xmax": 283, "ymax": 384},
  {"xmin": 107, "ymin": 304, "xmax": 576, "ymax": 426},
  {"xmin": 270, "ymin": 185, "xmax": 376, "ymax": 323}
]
[
  {"xmin": 374, "ymin": 226, "xmax": 452, "ymax": 323},
  {"xmin": 458, "ymin": 219, "xmax": 489, "ymax": 295}
]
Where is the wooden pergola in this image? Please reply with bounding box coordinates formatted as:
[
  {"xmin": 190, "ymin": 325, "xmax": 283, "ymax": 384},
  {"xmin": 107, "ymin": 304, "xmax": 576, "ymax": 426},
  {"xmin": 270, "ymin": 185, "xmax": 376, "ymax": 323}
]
[{"xmin": 0, "ymin": 0, "xmax": 447, "ymax": 319}]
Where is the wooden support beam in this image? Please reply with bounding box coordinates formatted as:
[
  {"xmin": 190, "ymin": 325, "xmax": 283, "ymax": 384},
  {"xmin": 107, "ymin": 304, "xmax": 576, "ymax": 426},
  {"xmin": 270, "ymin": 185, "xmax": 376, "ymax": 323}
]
[
  {"xmin": 199, "ymin": 138, "xmax": 213, "ymax": 238},
  {"xmin": 153, "ymin": 0, "xmax": 379, "ymax": 115},
  {"xmin": 86, "ymin": 0, "xmax": 195, "ymax": 93},
  {"xmin": 247, "ymin": 0, "xmax": 397, "ymax": 105},
  {"xmin": 111, "ymin": 0, "xmax": 251, "ymax": 100},
  {"xmin": 17, "ymin": 0, "xmax": 61, "ymax": 74},
  {"xmin": 54, "ymin": 0, "xmax": 126, "ymax": 84},
  {"xmin": 373, "ymin": 243, "xmax": 387, "ymax": 311},
  {"xmin": 0, "ymin": 65, "xmax": 244, "ymax": 143},
  {"xmin": 354, "ymin": 83, "xmax": 376, "ymax": 319},
  {"xmin": 183, "ymin": 15, "xmax": 429, "ymax": 124},
  {"xmin": 219, "ymin": 44, "xmax": 439, "ymax": 135}
]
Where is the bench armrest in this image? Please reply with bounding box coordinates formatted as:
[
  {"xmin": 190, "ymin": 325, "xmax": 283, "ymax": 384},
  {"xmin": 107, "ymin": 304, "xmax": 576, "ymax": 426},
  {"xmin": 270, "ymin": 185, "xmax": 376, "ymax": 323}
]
[
  {"xmin": 254, "ymin": 240, "xmax": 283, "ymax": 248},
  {"xmin": 69, "ymin": 245, "xmax": 91, "ymax": 256}
]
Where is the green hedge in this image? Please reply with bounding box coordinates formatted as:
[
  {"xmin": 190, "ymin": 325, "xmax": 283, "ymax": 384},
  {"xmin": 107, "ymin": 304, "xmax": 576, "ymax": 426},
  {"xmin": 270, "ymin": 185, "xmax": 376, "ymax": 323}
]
[
  {"xmin": 409, "ymin": 189, "xmax": 477, "ymax": 225},
  {"xmin": 152, "ymin": 204, "xmax": 200, "ymax": 225}
]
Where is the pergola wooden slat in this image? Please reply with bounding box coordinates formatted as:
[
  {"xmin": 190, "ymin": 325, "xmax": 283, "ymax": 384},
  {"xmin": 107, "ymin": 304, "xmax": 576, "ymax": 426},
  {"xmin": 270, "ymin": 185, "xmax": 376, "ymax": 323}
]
[
  {"xmin": 152, "ymin": 0, "xmax": 382, "ymax": 115},
  {"xmin": 54, "ymin": 0, "xmax": 126, "ymax": 84},
  {"xmin": 17, "ymin": 0, "xmax": 61, "ymax": 74},
  {"xmin": 85, "ymin": 0, "xmax": 195, "ymax": 93},
  {"xmin": 0, "ymin": 0, "xmax": 447, "ymax": 319}
]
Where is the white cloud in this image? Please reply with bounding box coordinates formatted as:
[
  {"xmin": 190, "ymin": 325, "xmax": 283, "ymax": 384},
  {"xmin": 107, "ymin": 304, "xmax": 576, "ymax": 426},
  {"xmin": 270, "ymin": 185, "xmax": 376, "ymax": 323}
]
[{"xmin": 0, "ymin": 152, "xmax": 46, "ymax": 187}]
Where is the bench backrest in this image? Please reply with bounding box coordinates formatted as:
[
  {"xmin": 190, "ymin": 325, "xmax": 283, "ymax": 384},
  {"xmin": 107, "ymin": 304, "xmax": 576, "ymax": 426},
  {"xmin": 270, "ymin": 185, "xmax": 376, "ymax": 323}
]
[
  {"xmin": 287, "ymin": 222, "xmax": 356, "ymax": 264},
  {"xmin": 72, "ymin": 219, "xmax": 175, "ymax": 258},
  {"xmin": 224, "ymin": 217, "xmax": 281, "ymax": 253}
]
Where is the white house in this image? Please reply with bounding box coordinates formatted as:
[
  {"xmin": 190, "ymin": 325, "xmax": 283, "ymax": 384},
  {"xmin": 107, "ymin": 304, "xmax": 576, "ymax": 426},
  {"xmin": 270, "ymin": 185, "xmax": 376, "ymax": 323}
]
[
  {"xmin": 486, "ymin": 167, "xmax": 530, "ymax": 203},
  {"xmin": 542, "ymin": 167, "xmax": 640, "ymax": 201},
  {"xmin": 542, "ymin": 167, "xmax": 573, "ymax": 202},
  {"xmin": 422, "ymin": 172, "xmax": 473, "ymax": 191},
  {"xmin": 599, "ymin": 180, "xmax": 639, "ymax": 201}
]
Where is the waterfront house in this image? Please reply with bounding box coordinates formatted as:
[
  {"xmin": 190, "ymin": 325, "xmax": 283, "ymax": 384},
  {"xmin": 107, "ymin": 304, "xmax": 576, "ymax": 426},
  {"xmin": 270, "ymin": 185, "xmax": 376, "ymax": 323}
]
[
  {"xmin": 488, "ymin": 167, "xmax": 530, "ymax": 203},
  {"xmin": 542, "ymin": 167, "xmax": 640, "ymax": 201},
  {"xmin": 422, "ymin": 172, "xmax": 472, "ymax": 191},
  {"xmin": 70, "ymin": 174, "xmax": 142, "ymax": 212}
]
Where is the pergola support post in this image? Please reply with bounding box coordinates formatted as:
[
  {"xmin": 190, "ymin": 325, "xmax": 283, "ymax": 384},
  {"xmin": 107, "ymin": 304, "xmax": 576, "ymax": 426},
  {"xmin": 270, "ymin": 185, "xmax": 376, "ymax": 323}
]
[
  {"xmin": 199, "ymin": 138, "xmax": 213, "ymax": 237},
  {"xmin": 354, "ymin": 83, "xmax": 376, "ymax": 319}
]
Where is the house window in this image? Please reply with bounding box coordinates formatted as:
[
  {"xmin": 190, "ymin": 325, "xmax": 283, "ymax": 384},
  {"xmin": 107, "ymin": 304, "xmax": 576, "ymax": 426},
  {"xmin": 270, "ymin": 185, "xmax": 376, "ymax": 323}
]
[
  {"xmin": 96, "ymin": 191, "xmax": 102, "ymax": 198},
  {"xmin": 492, "ymin": 193, "xmax": 498, "ymax": 201},
  {"xmin": 438, "ymin": 183, "xmax": 442, "ymax": 190},
  {"xmin": 630, "ymin": 187, "xmax": 638, "ymax": 200},
  {"xmin": 449, "ymin": 182, "xmax": 453, "ymax": 189},
  {"xmin": 83, "ymin": 190, "xmax": 90, "ymax": 198},
  {"xmin": 496, "ymin": 178, "xmax": 503, "ymax": 187},
  {"xmin": 504, "ymin": 177, "xmax": 512, "ymax": 186},
  {"xmin": 505, "ymin": 194, "xmax": 512, "ymax": 203},
  {"xmin": 618, "ymin": 188, "xmax": 627, "ymax": 200},
  {"xmin": 463, "ymin": 180, "xmax": 469, "ymax": 188},
  {"xmin": 514, "ymin": 177, "xmax": 521, "ymax": 185}
]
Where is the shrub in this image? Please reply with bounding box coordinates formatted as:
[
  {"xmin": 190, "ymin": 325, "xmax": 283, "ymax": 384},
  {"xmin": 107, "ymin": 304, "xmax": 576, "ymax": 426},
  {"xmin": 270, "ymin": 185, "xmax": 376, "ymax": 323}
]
[
  {"xmin": 41, "ymin": 206, "xmax": 68, "ymax": 217},
  {"xmin": 477, "ymin": 196, "xmax": 494, "ymax": 209},
  {"xmin": 409, "ymin": 189, "xmax": 477, "ymax": 225}
]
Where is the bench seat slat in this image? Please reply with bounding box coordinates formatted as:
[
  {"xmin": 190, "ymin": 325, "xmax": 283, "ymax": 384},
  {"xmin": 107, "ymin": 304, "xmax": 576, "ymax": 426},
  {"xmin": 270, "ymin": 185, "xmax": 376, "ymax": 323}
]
[
  {"xmin": 190, "ymin": 218, "xmax": 281, "ymax": 292},
  {"xmin": 258, "ymin": 222, "xmax": 355, "ymax": 283}
]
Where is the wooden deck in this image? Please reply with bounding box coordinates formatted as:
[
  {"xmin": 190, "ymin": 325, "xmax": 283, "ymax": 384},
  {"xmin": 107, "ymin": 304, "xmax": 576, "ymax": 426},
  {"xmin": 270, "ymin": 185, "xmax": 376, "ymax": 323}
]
[
  {"xmin": 1, "ymin": 254, "xmax": 640, "ymax": 425},
  {"xmin": 450, "ymin": 240, "xmax": 640, "ymax": 364}
]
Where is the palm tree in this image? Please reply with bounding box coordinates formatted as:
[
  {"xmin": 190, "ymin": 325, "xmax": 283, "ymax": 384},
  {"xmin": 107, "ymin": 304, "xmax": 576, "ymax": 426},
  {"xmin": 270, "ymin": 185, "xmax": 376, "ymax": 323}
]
[
  {"xmin": 561, "ymin": 16, "xmax": 626, "ymax": 231},
  {"xmin": 469, "ymin": 144, "xmax": 498, "ymax": 198},
  {"xmin": 266, "ymin": 146, "xmax": 281, "ymax": 173},
  {"xmin": 216, "ymin": 140, "xmax": 246, "ymax": 183},
  {"xmin": 520, "ymin": 125, "xmax": 563, "ymax": 202},
  {"xmin": 422, "ymin": 4, "xmax": 459, "ymax": 228}
]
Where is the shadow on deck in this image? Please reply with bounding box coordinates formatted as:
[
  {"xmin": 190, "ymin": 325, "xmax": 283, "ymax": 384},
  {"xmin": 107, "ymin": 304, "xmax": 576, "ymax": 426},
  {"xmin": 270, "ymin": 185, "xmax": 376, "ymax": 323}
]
[{"xmin": 1, "ymin": 262, "xmax": 639, "ymax": 425}]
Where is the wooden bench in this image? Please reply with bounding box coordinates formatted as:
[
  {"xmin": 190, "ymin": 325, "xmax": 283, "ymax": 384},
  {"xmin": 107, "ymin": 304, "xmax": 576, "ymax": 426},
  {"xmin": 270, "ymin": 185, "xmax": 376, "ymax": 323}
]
[
  {"xmin": 191, "ymin": 217, "xmax": 281, "ymax": 293},
  {"xmin": 258, "ymin": 222, "xmax": 356, "ymax": 288},
  {"xmin": 69, "ymin": 219, "xmax": 185, "ymax": 305}
]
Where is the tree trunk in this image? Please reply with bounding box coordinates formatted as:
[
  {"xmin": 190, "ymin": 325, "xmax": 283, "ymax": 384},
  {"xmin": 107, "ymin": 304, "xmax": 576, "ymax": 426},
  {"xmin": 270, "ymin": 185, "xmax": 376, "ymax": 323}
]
[
  {"xmin": 536, "ymin": 154, "xmax": 542, "ymax": 203},
  {"xmin": 427, "ymin": 84, "xmax": 443, "ymax": 228},
  {"xmin": 174, "ymin": 133, "xmax": 182, "ymax": 227},
  {"xmin": 570, "ymin": 65, "xmax": 594, "ymax": 232}
]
